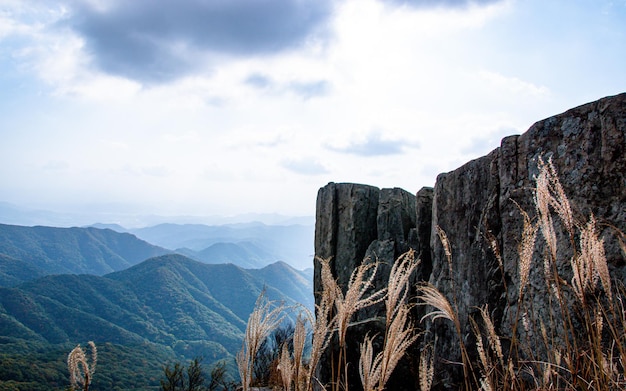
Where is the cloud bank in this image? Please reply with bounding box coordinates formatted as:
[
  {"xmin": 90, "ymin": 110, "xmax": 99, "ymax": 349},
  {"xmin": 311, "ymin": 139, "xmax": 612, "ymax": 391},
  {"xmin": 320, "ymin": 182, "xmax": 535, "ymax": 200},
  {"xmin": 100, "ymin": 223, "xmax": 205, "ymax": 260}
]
[
  {"xmin": 381, "ymin": 0, "xmax": 502, "ymax": 8},
  {"xmin": 327, "ymin": 131, "xmax": 420, "ymax": 157},
  {"xmin": 67, "ymin": 0, "xmax": 333, "ymax": 83}
]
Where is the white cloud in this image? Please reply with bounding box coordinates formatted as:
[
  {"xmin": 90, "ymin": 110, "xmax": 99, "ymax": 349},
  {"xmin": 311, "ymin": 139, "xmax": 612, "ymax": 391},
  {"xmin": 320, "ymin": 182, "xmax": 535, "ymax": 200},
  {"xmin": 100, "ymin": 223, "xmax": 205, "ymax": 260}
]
[
  {"xmin": 479, "ymin": 71, "xmax": 550, "ymax": 97},
  {"xmin": 281, "ymin": 158, "xmax": 329, "ymax": 175},
  {"xmin": 141, "ymin": 166, "xmax": 171, "ymax": 177},
  {"xmin": 98, "ymin": 139, "xmax": 129, "ymax": 150},
  {"xmin": 326, "ymin": 130, "xmax": 420, "ymax": 157},
  {"xmin": 42, "ymin": 160, "xmax": 69, "ymax": 171}
]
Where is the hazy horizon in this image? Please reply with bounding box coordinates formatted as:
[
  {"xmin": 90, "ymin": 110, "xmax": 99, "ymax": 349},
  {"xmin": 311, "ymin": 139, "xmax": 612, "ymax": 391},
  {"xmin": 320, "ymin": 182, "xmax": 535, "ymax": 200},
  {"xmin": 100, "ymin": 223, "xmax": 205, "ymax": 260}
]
[{"xmin": 0, "ymin": 200, "xmax": 315, "ymax": 229}]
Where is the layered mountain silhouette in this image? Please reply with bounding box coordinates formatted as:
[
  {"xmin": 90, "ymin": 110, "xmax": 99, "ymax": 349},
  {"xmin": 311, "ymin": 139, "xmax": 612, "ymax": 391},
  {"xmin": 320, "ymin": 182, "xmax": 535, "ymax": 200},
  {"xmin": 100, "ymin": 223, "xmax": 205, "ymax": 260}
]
[
  {"xmin": 0, "ymin": 223, "xmax": 314, "ymax": 389},
  {"xmin": 1, "ymin": 254, "xmax": 312, "ymax": 351},
  {"xmin": 129, "ymin": 222, "xmax": 314, "ymax": 270},
  {"xmin": 0, "ymin": 223, "xmax": 171, "ymax": 284}
]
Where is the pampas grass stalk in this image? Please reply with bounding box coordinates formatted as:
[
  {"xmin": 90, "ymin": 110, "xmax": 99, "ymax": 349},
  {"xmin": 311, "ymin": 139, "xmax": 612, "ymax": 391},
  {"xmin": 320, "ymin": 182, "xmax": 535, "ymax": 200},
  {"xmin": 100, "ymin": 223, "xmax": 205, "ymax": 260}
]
[
  {"xmin": 334, "ymin": 260, "xmax": 386, "ymax": 353},
  {"xmin": 418, "ymin": 283, "xmax": 459, "ymax": 333},
  {"xmin": 67, "ymin": 341, "xmax": 97, "ymax": 391},
  {"xmin": 419, "ymin": 343, "xmax": 434, "ymax": 391},
  {"xmin": 378, "ymin": 251, "xmax": 420, "ymax": 390},
  {"xmin": 279, "ymin": 257, "xmax": 338, "ymax": 391},
  {"xmin": 291, "ymin": 314, "xmax": 307, "ymax": 390},
  {"xmin": 237, "ymin": 291, "xmax": 285, "ymax": 391},
  {"xmin": 357, "ymin": 251, "xmax": 420, "ymax": 391},
  {"xmin": 330, "ymin": 258, "xmax": 385, "ymax": 391},
  {"xmin": 418, "ymin": 281, "xmax": 475, "ymax": 389},
  {"xmin": 377, "ymin": 304, "xmax": 420, "ymax": 388},
  {"xmin": 279, "ymin": 343, "xmax": 294, "ymax": 391},
  {"xmin": 358, "ymin": 333, "xmax": 382, "ymax": 391},
  {"xmin": 277, "ymin": 314, "xmax": 309, "ymax": 391}
]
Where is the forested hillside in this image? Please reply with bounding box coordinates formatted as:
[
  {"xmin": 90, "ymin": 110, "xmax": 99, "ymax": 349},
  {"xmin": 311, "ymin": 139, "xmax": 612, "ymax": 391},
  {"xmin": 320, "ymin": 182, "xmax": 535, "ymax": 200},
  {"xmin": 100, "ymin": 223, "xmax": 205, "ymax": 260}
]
[
  {"xmin": 0, "ymin": 224, "xmax": 170, "ymax": 285},
  {"xmin": 0, "ymin": 254, "xmax": 313, "ymax": 390}
]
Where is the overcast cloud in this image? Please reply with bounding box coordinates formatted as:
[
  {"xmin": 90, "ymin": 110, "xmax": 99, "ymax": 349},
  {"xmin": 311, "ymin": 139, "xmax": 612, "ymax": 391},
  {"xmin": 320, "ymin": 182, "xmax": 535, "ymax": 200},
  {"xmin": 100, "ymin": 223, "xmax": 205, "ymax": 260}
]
[
  {"xmin": 0, "ymin": 0, "xmax": 625, "ymax": 226},
  {"xmin": 327, "ymin": 130, "xmax": 419, "ymax": 157},
  {"xmin": 281, "ymin": 158, "xmax": 329, "ymax": 176},
  {"xmin": 382, "ymin": 0, "xmax": 502, "ymax": 8},
  {"xmin": 67, "ymin": 0, "xmax": 333, "ymax": 82}
]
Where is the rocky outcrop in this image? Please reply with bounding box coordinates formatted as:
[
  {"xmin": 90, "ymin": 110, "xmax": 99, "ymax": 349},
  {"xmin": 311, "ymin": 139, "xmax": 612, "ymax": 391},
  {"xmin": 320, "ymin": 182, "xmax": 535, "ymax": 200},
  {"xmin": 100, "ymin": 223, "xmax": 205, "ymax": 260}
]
[
  {"xmin": 313, "ymin": 184, "xmax": 427, "ymax": 390},
  {"xmin": 313, "ymin": 93, "xmax": 626, "ymax": 390},
  {"xmin": 314, "ymin": 183, "xmax": 380, "ymax": 298}
]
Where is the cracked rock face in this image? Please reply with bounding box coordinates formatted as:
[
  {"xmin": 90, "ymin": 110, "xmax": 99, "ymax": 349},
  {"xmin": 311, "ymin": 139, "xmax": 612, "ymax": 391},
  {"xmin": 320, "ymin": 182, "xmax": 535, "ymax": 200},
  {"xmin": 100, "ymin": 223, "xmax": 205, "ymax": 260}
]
[
  {"xmin": 313, "ymin": 183, "xmax": 427, "ymax": 391},
  {"xmin": 313, "ymin": 93, "xmax": 626, "ymax": 390}
]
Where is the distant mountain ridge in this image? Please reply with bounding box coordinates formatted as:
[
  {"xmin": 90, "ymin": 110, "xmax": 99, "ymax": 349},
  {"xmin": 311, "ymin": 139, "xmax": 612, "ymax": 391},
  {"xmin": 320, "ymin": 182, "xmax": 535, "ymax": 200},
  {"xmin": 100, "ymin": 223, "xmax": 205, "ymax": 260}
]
[
  {"xmin": 0, "ymin": 223, "xmax": 171, "ymax": 285},
  {"xmin": 186, "ymin": 241, "xmax": 279, "ymax": 268},
  {"xmin": 130, "ymin": 222, "xmax": 314, "ymax": 269}
]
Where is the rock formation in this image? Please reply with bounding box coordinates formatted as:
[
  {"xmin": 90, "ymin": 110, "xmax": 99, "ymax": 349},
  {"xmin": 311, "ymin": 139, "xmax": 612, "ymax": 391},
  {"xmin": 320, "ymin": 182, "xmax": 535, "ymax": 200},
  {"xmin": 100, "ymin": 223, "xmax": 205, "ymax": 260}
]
[{"xmin": 313, "ymin": 93, "xmax": 626, "ymax": 390}]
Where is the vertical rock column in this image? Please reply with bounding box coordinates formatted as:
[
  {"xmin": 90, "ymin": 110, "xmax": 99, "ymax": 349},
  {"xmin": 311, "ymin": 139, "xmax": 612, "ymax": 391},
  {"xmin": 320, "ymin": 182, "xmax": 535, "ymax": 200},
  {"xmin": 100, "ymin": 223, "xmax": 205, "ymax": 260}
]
[
  {"xmin": 314, "ymin": 182, "xmax": 380, "ymax": 300},
  {"xmin": 412, "ymin": 186, "xmax": 434, "ymax": 280},
  {"xmin": 363, "ymin": 187, "xmax": 417, "ymax": 301},
  {"xmin": 498, "ymin": 93, "xmax": 626, "ymax": 352},
  {"xmin": 427, "ymin": 149, "xmax": 504, "ymax": 389},
  {"xmin": 313, "ymin": 182, "xmax": 380, "ymax": 390},
  {"xmin": 314, "ymin": 183, "xmax": 427, "ymax": 391}
]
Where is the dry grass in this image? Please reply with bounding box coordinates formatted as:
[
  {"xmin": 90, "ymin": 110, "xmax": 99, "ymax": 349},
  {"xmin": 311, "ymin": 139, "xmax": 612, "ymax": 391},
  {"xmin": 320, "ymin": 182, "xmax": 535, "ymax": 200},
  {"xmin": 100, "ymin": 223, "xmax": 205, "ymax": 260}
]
[
  {"xmin": 517, "ymin": 201, "xmax": 538, "ymax": 298},
  {"xmin": 358, "ymin": 333, "xmax": 382, "ymax": 391},
  {"xmin": 330, "ymin": 257, "xmax": 386, "ymax": 391},
  {"xmin": 358, "ymin": 251, "xmax": 420, "ymax": 391},
  {"xmin": 279, "ymin": 343, "xmax": 293, "ymax": 391},
  {"xmin": 67, "ymin": 341, "xmax": 97, "ymax": 391},
  {"xmin": 419, "ymin": 342, "xmax": 434, "ymax": 391},
  {"xmin": 419, "ymin": 157, "xmax": 626, "ymax": 390},
  {"xmin": 277, "ymin": 314, "xmax": 308, "ymax": 391},
  {"xmin": 418, "ymin": 283, "xmax": 459, "ymax": 330},
  {"xmin": 243, "ymin": 253, "xmax": 420, "ymax": 391},
  {"xmin": 237, "ymin": 291, "xmax": 285, "ymax": 391}
]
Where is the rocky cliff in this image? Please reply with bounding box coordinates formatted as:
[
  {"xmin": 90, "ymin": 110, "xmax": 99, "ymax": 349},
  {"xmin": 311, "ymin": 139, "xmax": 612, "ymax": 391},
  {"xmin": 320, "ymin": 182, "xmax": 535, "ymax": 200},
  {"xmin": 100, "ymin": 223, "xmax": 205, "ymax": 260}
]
[{"xmin": 314, "ymin": 92, "xmax": 626, "ymax": 390}]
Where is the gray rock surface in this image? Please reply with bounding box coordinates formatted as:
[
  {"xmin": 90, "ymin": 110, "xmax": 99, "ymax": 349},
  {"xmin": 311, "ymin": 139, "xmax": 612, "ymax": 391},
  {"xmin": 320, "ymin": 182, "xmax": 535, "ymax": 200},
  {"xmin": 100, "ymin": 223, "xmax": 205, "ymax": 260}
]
[
  {"xmin": 314, "ymin": 182, "xmax": 379, "ymax": 300},
  {"xmin": 428, "ymin": 149, "xmax": 504, "ymax": 388},
  {"xmin": 313, "ymin": 183, "xmax": 422, "ymax": 390},
  {"xmin": 313, "ymin": 92, "xmax": 626, "ymax": 390}
]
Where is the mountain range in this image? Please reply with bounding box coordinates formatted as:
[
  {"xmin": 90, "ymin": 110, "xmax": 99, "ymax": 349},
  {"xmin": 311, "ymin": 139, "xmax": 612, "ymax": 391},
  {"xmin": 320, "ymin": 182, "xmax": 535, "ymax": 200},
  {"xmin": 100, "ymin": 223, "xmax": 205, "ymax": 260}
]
[
  {"xmin": 0, "ymin": 223, "xmax": 314, "ymax": 390},
  {"xmin": 127, "ymin": 222, "xmax": 314, "ymax": 270},
  {"xmin": 0, "ymin": 223, "xmax": 172, "ymax": 283}
]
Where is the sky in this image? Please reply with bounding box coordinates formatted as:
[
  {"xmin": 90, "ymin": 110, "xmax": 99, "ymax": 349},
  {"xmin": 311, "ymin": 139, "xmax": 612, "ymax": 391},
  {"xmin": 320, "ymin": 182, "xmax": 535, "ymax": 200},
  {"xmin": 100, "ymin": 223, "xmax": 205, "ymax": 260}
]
[{"xmin": 1, "ymin": 0, "xmax": 625, "ymax": 227}]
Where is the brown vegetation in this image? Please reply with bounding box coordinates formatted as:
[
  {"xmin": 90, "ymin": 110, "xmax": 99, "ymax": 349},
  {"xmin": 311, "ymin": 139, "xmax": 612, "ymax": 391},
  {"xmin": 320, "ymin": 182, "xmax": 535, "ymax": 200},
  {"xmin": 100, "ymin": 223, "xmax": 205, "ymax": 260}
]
[{"xmin": 238, "ymin": 157, "xmax": 626, "ymax": 390}]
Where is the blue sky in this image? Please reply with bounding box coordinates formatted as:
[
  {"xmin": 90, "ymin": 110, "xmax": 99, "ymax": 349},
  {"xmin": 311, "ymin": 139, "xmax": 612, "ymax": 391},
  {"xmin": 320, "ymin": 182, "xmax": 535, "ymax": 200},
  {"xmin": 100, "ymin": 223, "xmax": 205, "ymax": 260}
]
[{"xmin": 1, "ymin": 0, "xmax": 625, "ymax": 226}]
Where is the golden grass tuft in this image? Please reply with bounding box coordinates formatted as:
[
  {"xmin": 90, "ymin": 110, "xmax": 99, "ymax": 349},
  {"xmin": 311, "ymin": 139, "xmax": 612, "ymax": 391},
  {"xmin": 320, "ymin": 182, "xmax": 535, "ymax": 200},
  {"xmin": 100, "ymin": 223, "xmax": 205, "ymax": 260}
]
[
  {"xmin": 419, "ymin": 343, "xmax": 434, "ymax": 391},
  {"xmin": 237, "ymin": 291, "xmax": 285, "ymax": 391},
  {"xmin": 67, "ymin": 341, "xmax": 97, "ymax": 391},
  {"xmin": 359, "ymin": 251, "xmax": 421, "ymax": 391},
  {"xmin": 418, "ymin": 283, "xmax": 459, "ymax": 332},
  {"xmin": 279, "ymin": 343, "xmax": 293, "ymax": 391},
  {"xmin": 358, "ymin": 333, "xmax": 382, "ymax": 391},
  {"xmin": 516, "ymin": 201, "xmax": 538, "ymax": 298}
]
